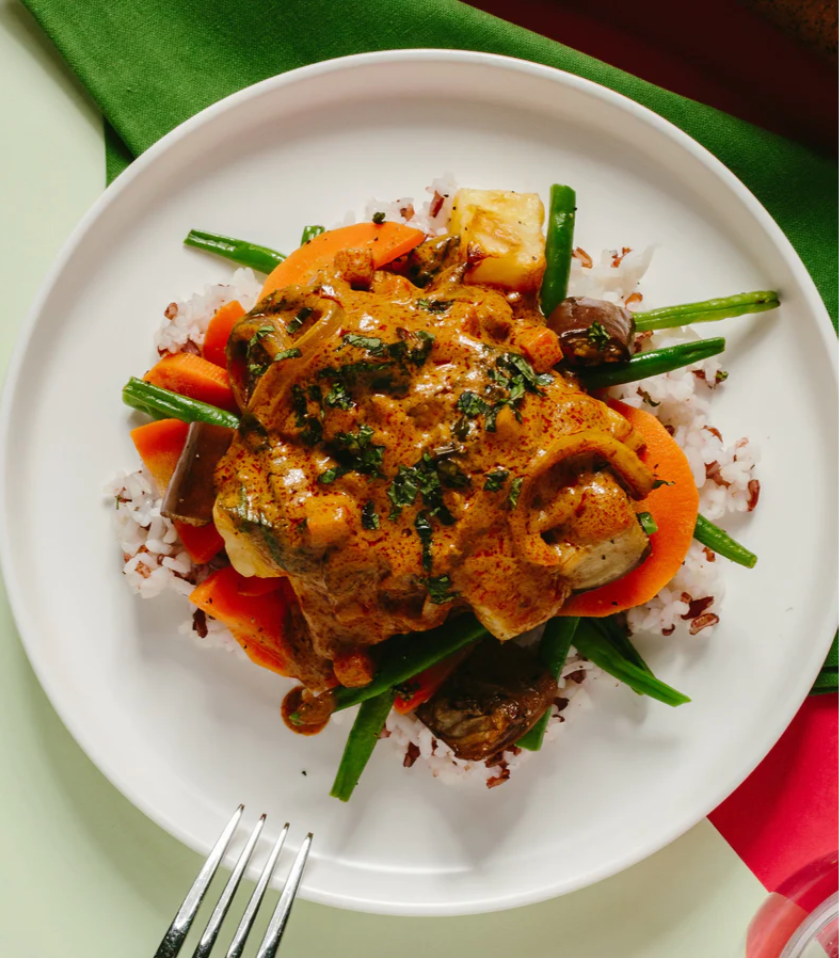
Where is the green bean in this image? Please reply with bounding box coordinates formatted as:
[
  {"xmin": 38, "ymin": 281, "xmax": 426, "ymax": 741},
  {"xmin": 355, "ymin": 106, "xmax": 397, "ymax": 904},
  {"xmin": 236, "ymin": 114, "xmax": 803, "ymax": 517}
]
[
  {"xmin": 694, "ymin": 514, "xmax": 757, "ymax": 568},
  {"xmin": 122, "ymin": 377, "xmax": 240, "ymax": 429},
  {"xmin": 634, "ymin": 291, "xmax": 779, "ymax": 332},
  {"xmin": 590, "ymin": 616, "xmax": 652, "ymax": 676},
  {"xmin": 517, "ymin": 617, "xmax": 579, "ymax": 751},
  {"xmin": 540, "ymin": 184, "xmax": 576, "ymax": 319},
  {"xmin": 580, "ymin": 337, "xmax": 725, "ymax": 389},
  {"xmin": 301, "ymin": 225, "xmax": 326, "ymax": 245},
  {"xmin": 332, "ymin": 615, "xmax": 489, "ymax": 712},
  {"xmin": 330, "ymin": 690, "xmax": 396, "ymax": 802},
  {"xmin": 572, "ymin": 619, "xmax": 690, "ymax": 706},
  {"xmin": 183, "ymin": 229, "xmax": 285, "ymax": 273}
]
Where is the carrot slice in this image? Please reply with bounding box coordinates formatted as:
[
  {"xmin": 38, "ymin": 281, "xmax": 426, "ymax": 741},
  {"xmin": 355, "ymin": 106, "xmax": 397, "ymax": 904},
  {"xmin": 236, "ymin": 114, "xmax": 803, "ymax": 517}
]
[
  {"xmin": 203, "ymin": 300, "xmax": 245, "ymax": 368},
  {"xmin": 130, "ymin": 417, "xmax": 225, "ymax": 563},
  {"xmin": 130, "ymin": 418, "xmax": 189, "ymax": 493},
  {"xmin": 143, "ymin": 353, "xmax": 238, "ymax": 413},
  {"xmin": 259, "ymin": 223, "xmax": 425, "ymax": 300},
  {"xmin": 174, "ymin": 521, "xmax": 225, "ymax": 564},
  {"xmin": 190, "ymin": 567, "xmax": 296, "ymax": 676},
  {"xmin": 559, "ymin": 400, "xmax": 700, "ymax": 617}
]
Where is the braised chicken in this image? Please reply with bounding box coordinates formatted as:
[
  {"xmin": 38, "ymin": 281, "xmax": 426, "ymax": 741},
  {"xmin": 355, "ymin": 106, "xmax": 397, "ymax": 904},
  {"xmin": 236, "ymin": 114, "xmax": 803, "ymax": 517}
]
[{"xmin": 212, "ymin": 228, "xmax": 654, "ymax": 680}]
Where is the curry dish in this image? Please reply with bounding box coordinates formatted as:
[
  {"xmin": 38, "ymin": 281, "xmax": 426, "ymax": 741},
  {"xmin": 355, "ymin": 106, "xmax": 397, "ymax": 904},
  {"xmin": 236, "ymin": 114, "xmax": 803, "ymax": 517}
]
[
  {"xmin": 214, "ymin": 241, "xmax": 654, "ymax": 690},
  {"xmin": 120, "ymin": 183, "xmax": 767, "ymax": 798}
]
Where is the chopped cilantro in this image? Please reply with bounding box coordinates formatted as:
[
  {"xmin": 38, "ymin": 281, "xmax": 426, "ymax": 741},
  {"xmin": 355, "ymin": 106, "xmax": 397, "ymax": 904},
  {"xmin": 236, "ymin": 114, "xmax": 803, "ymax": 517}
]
[
  {"xmin": 456, "ymin": 391, "xmax": 490, "ymax": 418},
  {"xmin": 372, "ymin": 211, "xmax": 386, "ymax": 224},
  {"xmin": 507, "ymin": 476, "xmax": 524, "ymax": 509},
  {"xmin": 638, "ymin": 388, "xmax": 660, "ymax": 407},
  {"xmin": 247, "ymin": 325, "xmax": 275, "ymax": 350},
  {"xmin": 362, "ymin": 501, "xmax": 380, "ymax": 530},
  {"xmin": 484, "ymin": 469, "xmax": 509, "ymax": 492},
  {"xmin": 343, "ymin": 333, "xmax": 385, "ymax": 354},
  {"xmin": 586, "ymin": 321, "xmax": 610, "ymax": 350},
  {"xmin": 334, "ymin": 424, "xmax": 385, "ymax": 477},
  {"xmin": 453, "ymin": 415, "xmax": 471, "ymax": 441},
  {"xmin": 436, "ymin": 458, "xmax": 470, "ymax": 489},
  {"xmin": 317, "ymin": 465, "xmax": 347, "ymax": 485},
  {"xmin": 416, "ymin": 299, "xmax": 454, "ymax": 314},
  {"xmin": 716, "ymin": 369, "xmax": 729, "ymax": 384},
  {"xmin": 652, "ymin": 478, "xmax": 674, "ymax": 489},
  {"xmin": 324, "ymin": 380, "xmax": 353, "ymax": 410},
  {"xmin": 273, "ymin": 347, "xmax": 302, "ymax": 363},
  {"xmin": 414, "ymin": 512, "xmax": 434, "ymax": 572},
  {"xmin": 387, "ymin": 465, "xmax": 420, "ymax": 519},
  {"xmin": 286, "ymin": 306, "xmax": 313, "ymax": 335},
  {"xmin": 638, "ymin": 512, "xmax": 658, "ymax": 535},
  {"xmin": 407, "ymin": 329, "xmax": 435, "ymax": 365},
  {"xmin": 426, "ymin": 575, "xmax": 459, "ymax": 604}
]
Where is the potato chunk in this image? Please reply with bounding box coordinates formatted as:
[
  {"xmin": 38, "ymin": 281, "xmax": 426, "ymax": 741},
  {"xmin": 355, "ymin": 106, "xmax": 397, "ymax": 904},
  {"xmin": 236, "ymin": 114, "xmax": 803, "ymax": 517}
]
[{"xmin": 449, "ymin": 189, "xmax": 546, "ymax": 291}]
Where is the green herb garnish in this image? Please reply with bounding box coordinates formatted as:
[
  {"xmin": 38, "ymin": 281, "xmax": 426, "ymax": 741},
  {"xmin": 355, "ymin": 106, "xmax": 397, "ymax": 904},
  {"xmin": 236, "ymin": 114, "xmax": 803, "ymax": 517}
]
[
  {"xmin": 652, "ymin": 478, "xmax": 675, "ymax": 489},
  {"xmin": 318, "ymin": 465, "xmax": 347, "ymax": 485},
  {"xmin": 362, "ymin": 501, "xmax": 380, "ymax": 530},
  {"xmin": 484, "ymin": 469, "xmax": 509, "ymax": 492},
  {"xmin": 587, "ymin": 321, "xmax": 610, "ymax": 349},
  {"xmin": 426, "ymin": 575, "xmax": 458, "ymax": 604},
  {"xmin": 324, "ymin": 380, "xmax": 353, "ymax": 410},
  {"xmin": 273, "ymin": 347, "xmax": 302, "ymax": 363},
  {"xmin": 372, "ymin": 212, "xmax": 386, "ymax": 225},
  {"xmin": 456, "ymin": 391, "xmax": 490, "ymax": 418},
  {"xmin": 415, "ymin": 512, "xmax": 434, "ymax": 572},
  {"xmin": 417, "ymin": 299, "xmax": 454, "ymax": 314},
  {"xmin": 247, "ymin": 325, "xmax": 275, "ymax": 349},
  {"xmin": 508, "ymin": 476, "xmax": 524, "ymax": 509},
  {"xmin": 286, "ymin": 306, "xmax": 313, "ymax": 335},
  {"xmin": 638, "ymin": 512, "xmax": 658, "ymax": 535}
]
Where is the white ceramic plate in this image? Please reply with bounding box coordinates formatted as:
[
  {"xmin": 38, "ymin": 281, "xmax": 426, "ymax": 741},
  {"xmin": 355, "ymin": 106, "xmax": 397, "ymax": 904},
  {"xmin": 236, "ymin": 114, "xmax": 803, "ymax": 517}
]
[{"xmin": 1, "ymin": 51, "xmax": 836, "ymax": 916}]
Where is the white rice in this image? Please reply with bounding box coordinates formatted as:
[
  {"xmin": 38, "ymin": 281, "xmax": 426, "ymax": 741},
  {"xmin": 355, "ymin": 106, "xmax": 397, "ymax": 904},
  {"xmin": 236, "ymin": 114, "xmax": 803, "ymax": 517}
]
[
  {"xmin": 155, "ymin": 267, "xmax": 262, "ymax": 356},
  {"xmin": 108, "ymin": 186, "xmax": 760, "ymax": 788}
]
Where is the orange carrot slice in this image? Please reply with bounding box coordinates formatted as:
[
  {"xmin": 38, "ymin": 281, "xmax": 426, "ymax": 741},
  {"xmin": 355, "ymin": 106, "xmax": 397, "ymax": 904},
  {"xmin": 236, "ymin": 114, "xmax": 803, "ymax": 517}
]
[
  {"xmin": 144, "ymin": 352, "xmax": 238, "ymax": 413},
  {"xmin": 173, "ymin": 521, "xmax": 225, "ymax": 564},
  {"xmin": 190, "ymin": 567, "xmax": 296, "ymax": 676},
  {"xmin": 130, "ymin": 419, "xmax": 189, "ymax": 494},
  {"xmin": 560, "ymin": 400, "xmax": 700, "ymax": 617},
  {"xmin": 203, "ymin": 300, "xmax": 245, "ymax": 368},
  {"xmin": 259, "ymin": 222, "xmax": 425, "ymax": 300},
  {"xmin": 130, "ymin": 417, "xmax": 225, "ymax": 563}
]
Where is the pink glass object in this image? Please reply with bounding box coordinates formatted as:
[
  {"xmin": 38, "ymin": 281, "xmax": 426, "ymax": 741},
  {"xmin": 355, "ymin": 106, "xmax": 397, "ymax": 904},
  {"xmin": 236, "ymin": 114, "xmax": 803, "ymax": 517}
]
[{"xmin": 747, "ymin": 853, "xmax": 839, "ymax": 958}]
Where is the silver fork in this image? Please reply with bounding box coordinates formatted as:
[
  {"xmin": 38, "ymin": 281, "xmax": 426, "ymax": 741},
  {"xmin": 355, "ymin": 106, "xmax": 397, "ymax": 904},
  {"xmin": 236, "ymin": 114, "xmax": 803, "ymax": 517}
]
[{"xmin": 154, "ymin": 806, "xmax": 312, "ymax": 958}]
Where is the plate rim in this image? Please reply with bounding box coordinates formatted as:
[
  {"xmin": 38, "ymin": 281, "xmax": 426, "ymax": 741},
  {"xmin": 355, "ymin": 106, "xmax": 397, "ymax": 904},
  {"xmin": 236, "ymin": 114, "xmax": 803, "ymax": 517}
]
[{"xmin": 1, "ymin": 48, "xmax": 836, "ymax": 916}]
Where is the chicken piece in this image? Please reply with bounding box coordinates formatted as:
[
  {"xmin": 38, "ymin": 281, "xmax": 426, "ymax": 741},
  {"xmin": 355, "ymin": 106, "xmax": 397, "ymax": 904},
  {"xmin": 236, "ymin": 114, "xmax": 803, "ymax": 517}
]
[
  {"xmin": 213, "ymin": 258, "xmax": 654, "ymax": 667},
  {"xmin": 416, "ymin": 639, "xmax": 556, "ymax": 761}
]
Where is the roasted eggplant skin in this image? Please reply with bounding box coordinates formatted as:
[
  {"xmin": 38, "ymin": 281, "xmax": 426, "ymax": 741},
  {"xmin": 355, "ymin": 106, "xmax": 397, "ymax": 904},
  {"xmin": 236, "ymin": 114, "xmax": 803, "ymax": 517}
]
[
  {"xmin": 416, "ymin": 639, "xmax": 556, "ymax": 761},
  {"xmin": 161, "ymin": 421, "xmax": 235, "ymax": 525},
  {"xmin": 548, "ymin": 297, "xmax": 636, "ymax": 366}
]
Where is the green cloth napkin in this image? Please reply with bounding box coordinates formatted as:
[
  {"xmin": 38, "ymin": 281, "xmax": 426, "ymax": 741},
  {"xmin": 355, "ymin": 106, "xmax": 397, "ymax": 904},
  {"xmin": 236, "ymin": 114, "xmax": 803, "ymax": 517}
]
[{"xmin": 21, "ymin": 0, "xmax": 838, "ymax": 691}]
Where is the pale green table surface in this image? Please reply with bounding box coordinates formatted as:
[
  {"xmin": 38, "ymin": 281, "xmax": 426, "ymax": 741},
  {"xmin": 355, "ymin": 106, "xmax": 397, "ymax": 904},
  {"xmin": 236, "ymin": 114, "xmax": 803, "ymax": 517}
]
[{"xmin": 0, "ymin": 2, "xmax": 767, "ymax": 953}]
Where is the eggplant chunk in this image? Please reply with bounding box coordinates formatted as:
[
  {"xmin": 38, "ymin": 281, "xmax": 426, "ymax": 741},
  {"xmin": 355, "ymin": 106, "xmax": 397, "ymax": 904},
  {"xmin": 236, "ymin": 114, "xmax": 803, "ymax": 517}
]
[
  {"xmin": 416, "ymin": 640, "xmax": 556, "ymax": 761},
  {"xmin": 548, "ymin": 297, "xmax": 636, "ymax": 366},
  {"xmin": 162, "ymin": 421, "xmax": 234, "ymax": 525}
]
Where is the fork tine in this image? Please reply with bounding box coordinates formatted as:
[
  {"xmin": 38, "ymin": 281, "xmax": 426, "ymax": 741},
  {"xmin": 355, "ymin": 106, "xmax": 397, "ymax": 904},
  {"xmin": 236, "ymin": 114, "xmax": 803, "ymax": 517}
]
[
  {"xmin": 154, "ymin": 805, "xmax": 244, "ymax": 958},
  {"xmin": 254, "ymin": 833, "xmax": 313, "ymax": 958},
  {"xmin": 191, "ymin": 814, "xmax": 266, "ymax": 958},
  {"xmin": 224, "ymin": 823, "xmax": 289, "ymax": 958}
]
